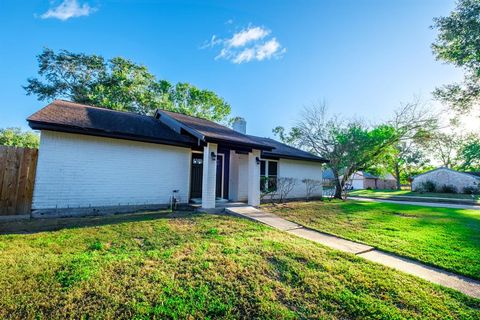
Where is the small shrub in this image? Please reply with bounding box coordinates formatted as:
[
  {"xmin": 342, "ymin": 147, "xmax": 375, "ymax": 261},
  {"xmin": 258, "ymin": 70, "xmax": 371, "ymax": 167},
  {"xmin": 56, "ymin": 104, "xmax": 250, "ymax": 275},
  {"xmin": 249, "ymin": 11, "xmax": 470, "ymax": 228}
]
[
  {"xmin": 277, "ymin": 177, "xmax": 297, "ymax": 203},
  {"xmin": 420, "ymin": 180, "xmax": 436, "ymax": 193},
  {"xmin": 366, "ymin": 187, "xmax": 372, "ymax": 190},
  {"xmin": 463, "ymin": 186, "xmax": 479, "ymax": 195},
  {"xmin": 302, "ymin": 178, "xmax": 322, "ymax": 201},
  {"xmin": 439, "ymin": 184, "xmax": 457, "ymax": 194}
]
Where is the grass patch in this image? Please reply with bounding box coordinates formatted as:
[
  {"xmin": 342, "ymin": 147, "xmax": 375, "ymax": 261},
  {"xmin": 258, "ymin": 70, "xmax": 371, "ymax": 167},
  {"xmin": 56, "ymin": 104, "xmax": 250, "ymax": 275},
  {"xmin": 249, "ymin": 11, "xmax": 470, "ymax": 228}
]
[
  {"xmin": 350, "ymin": 189, "xmax": 480, "ymax": 203},
  {"xmin": 0, "ymin": 211, "xmax": 478, "ymax": 318},
  {"xmin": 267, "ymin": 200, "xmax": 480, "ymax": 280}
]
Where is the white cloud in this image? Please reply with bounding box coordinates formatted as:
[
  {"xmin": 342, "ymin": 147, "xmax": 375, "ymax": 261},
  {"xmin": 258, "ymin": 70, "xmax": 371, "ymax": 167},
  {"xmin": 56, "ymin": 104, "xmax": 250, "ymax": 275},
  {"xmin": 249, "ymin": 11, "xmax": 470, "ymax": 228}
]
[
  {"xmin": 227, "ymin": 26, "xmax": 270, "ymax": 47},
  {"xmin": 204, "ymin": 25, "xmax": 286, "ymax": 64},
  {"xmin": 41, "ymin": 0, "xmax": 96, "ymax": 21},
  {"xmin": 201, "ymin": 35, "xmax": 222, "ymax": 49},
  {"xmin": 255, "ymin": 38, "xmax": 285, "ymax": 61},
  {"xmin": 232, "ymin": 48, "xmax": 255, "ymax": 64}
]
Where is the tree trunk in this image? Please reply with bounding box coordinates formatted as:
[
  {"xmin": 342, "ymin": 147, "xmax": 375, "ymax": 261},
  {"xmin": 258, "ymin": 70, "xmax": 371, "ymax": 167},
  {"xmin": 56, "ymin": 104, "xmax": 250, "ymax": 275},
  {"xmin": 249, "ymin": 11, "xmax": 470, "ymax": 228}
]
[
  {"xmin": 394, "ymin": 162, "xmax": 401, "ymax": 190},
  {"xmin": 332, "ymin": 169, "xmax": 343, "ymax": 199},
  {"xmin": 334, "ymin": 179, "xmax": 343, "ymax": 199}
]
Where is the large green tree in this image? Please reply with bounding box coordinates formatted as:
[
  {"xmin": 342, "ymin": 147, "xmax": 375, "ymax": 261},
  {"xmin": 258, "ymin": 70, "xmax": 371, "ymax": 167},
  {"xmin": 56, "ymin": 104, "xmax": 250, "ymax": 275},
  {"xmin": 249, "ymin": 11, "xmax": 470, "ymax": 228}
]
[
  {"xmin": 24, "ymin": 48, "xmax": 231, "ymax": 122},
  {"xmin": 0, "ymin": 128, "xmax": 39, "ymax": 148},
  {"xmin": 458, "ymin": 134, "xmax": 480, "ymax": 171},
  {"xmin": 432, "ymin": 0, "xmax": 480, "ymax": 113},
  {"xmin": 384, "ymin": 101, "xmax": 438, "ymax": 188},
  {"xmin": 273, "ymin": 103, "xmax": 401, "ymax": 199},
  {"xmin": 428, "ymin": 130, "xmax": 463, "ymax": 169}
]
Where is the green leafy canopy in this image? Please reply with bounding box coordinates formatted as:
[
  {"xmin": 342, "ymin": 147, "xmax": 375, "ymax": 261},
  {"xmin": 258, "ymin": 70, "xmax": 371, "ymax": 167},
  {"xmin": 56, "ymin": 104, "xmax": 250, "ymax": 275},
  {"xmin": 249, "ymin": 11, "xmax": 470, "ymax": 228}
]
[
  {"xmin": 24, "ymin": 48, "xmax": 231, "ymax": 122},
  {"xmin": 432, "ymin": 0, "xmax": 480, "ymax": 113}
]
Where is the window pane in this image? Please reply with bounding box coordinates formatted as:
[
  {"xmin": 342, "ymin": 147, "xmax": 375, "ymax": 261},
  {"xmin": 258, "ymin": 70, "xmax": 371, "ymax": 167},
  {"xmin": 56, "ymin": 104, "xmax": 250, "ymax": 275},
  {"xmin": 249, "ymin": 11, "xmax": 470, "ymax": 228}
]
[
  {"xmin": 260, "ymin": 175, "xmax": 266, "ymax": 192},
  {"xmin": 268, "ymin": 161, "xmax": 278, "ymax": 176},
  {"xmin": 260, "ymin": 160, "xmax": 266, "ymax": 175}
]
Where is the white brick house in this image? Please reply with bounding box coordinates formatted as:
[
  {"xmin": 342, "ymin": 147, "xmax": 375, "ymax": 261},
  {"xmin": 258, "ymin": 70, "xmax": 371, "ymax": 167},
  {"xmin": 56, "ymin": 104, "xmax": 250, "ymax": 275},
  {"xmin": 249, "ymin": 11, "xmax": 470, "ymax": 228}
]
[
  {"xmin": 28, "ymin": 100, "xmax": 328, "ymax": 217},
  {"xmin": 412, "ymin": 167, "xmax": 480, "ymax": 193}
]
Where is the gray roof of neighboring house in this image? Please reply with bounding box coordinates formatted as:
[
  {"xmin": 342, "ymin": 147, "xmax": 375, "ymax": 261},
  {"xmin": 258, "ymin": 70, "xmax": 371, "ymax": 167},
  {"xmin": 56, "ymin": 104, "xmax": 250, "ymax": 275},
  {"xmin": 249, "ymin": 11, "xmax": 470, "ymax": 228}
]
[
  {"xmin": 412, "ymin": 167, "xmax": 480, "ymax": 180},
  {"xmin": 323, "ymin": 168, "xmax": 335, "ymax": 179},
  {"xmin": 28, "ymin": 100, "xmax": 329, "ymax": 164},
  {"xmin": 463, "ymin": 171, "xmax": 480, "ymax": 178},
  {"xmin": 361, "ymin": 171, "xmax": 378, "ymax": 179}
]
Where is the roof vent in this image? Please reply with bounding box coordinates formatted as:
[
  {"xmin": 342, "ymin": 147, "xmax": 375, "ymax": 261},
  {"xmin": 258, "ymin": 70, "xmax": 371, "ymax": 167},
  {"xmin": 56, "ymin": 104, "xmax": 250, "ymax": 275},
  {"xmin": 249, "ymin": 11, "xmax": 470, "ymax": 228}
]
[{"xmin": 232, "ymin": 117, "xmax": 246, "ymax": 134}]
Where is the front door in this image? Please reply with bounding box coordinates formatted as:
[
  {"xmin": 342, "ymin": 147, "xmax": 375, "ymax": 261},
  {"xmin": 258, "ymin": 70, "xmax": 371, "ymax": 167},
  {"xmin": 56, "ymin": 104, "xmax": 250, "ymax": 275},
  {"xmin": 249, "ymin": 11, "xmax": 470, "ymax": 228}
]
[
  {"xmin": 190, "ymin": 153, "xmax": 203, "ymax": 199},
  {"xmin": 216, "ymin": 154, "xmax": 224, "ymax": 198}
]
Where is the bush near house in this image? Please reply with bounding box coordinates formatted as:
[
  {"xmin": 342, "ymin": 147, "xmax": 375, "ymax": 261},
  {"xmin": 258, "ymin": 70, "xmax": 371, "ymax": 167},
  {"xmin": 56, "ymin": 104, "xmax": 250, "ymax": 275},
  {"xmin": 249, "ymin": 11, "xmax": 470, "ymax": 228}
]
[
  {"xmin": 417, "ymin": 180, "xmax": 436, "ymax": 192},
  {"xmin": 440, "ymin": 184, "xmax": 458, "ymax": 194},
  {"xmin": 464, "ymin": 186, "xmax": 480, "ymax": 195}
]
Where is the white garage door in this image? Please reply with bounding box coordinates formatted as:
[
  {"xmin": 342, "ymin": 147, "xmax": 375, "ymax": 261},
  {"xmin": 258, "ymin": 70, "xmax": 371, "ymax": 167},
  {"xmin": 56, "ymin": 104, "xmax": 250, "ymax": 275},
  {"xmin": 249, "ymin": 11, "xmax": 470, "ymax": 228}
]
[{"xmin": 351, "ymin": 179, "xmax": 364, "ymax": 190}]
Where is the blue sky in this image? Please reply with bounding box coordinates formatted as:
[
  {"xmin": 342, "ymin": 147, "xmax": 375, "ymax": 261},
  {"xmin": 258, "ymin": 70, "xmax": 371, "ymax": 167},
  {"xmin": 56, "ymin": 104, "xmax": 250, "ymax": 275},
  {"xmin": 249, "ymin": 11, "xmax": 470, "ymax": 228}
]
[{"xmin": 0, "ymin": 0, "xmax": 462, "ymax": 137}]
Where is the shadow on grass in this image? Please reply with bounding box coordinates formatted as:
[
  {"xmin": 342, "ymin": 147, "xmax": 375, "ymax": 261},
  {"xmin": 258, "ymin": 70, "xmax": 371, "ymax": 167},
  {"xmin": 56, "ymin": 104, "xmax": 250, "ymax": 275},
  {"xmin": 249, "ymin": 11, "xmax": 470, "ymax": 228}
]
[{"xmin": 0, "ymin": 209, "xmax": 200, "ymax": 235}]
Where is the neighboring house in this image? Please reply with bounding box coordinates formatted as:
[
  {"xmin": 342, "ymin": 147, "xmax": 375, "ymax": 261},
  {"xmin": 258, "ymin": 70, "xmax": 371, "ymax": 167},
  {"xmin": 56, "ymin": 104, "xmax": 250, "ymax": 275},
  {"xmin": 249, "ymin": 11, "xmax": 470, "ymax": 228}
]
[
  {"xmin": 349, "ymin": 171, "xmax": 396, "ymax": 190},
  {"xmin": 322, "ymin": 169, "xmax": 396, "ymax": 190},
  {"xmin": 322, "ymin": 168, "xmax": 336, "ymax": 186},
  {"xmin": 27, "ymin": 100, "xmax": 328, "ymax": 217},
  {"xmin": 412, "ymin": 167, "xmax": 480, "ymax": 193}
]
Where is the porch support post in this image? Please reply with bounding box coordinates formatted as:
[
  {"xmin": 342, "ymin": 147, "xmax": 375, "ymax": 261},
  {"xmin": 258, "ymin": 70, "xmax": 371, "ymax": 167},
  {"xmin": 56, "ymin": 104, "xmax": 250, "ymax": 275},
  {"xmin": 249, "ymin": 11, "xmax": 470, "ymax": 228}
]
[
  {"xmin": 247, "ymin": 149, "xmax": 261, "ymax": 206},
  {"xmin": 201, "ymin": 143, "xmax": 217, "ymax": 209}
]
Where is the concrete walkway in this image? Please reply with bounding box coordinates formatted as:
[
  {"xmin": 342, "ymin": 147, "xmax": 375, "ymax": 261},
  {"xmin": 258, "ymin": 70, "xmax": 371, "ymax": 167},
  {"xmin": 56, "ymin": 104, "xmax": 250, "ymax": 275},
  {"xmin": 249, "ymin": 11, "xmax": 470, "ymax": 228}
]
[
  {"xmin": 226, "ymin": 206, "xmax": 480, "ymax": 299},
  {"xmin": 349, "ymin": 196, "xmax": 480, "ymax": 210}
]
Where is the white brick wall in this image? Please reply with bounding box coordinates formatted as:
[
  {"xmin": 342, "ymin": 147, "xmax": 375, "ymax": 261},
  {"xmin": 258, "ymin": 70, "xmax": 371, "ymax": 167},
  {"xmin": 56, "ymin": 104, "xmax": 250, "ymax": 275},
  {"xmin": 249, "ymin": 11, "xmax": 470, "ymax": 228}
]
[
  {"xmin": 33, "ymin": 131, "xmax": 191, "ymax": 210},
  {"xmin": 277, "ymin": 159, "xmax": 323, "ymax": 198}
]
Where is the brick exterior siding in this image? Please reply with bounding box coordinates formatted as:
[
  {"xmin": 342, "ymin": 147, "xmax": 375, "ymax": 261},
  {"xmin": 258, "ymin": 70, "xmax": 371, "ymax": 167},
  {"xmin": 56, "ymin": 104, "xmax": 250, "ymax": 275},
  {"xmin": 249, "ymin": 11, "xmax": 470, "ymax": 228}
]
[{"xmin": 32, "ymin": 131, "xmax": 191, "ymax": 214}]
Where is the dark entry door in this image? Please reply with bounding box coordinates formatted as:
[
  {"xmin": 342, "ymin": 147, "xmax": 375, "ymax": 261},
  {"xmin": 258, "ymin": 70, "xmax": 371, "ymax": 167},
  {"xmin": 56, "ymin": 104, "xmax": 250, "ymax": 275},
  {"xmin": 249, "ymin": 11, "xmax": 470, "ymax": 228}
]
[
  {"xmin": 190, "ymin": 153, "xmax": 203, "ymax": 199},
  {"xmin": 216, "ymin": 154, "xmax": 223, "ymax": 198}
]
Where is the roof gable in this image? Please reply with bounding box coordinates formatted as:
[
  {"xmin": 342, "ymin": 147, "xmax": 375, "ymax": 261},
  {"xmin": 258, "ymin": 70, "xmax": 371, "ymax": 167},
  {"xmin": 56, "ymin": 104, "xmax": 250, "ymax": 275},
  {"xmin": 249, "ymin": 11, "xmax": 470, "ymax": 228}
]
[
  {"xmin": 156, "ymin": 110, "xmax": 273, "ymax": 150},
  {"xmin": 413, "ymin": 167, "xmax": 480, "ymax": 180}
]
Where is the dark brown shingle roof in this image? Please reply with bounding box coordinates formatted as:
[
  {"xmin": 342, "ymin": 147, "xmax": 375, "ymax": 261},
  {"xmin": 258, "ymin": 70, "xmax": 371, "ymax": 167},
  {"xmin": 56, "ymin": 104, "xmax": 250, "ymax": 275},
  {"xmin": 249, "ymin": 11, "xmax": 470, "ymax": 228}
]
[
  {"xmin": 28, "ymin": 100, "xmax": 196, "ymax": 147},
  {"xmin": 246, "ymin": 135, "xmax": 328, "ymax": 163},
  {"xmin": 28, "ymin": 101, "xmax": 329, "ymax": 163},
  {"xmin": 157, "ymin": 110, "xmax": 327, "ymax": 163},
  {"xmin": 158, "ymin": 110, "xmax": 273, "ymax": 150}
]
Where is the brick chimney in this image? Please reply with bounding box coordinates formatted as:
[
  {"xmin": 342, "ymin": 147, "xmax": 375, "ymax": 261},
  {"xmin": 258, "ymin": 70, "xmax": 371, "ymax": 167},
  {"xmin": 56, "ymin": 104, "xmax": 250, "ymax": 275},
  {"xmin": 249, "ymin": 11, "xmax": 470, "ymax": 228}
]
[{"xmin": 232, "ymin": 117, "xmax": 246, "ymax": 134}]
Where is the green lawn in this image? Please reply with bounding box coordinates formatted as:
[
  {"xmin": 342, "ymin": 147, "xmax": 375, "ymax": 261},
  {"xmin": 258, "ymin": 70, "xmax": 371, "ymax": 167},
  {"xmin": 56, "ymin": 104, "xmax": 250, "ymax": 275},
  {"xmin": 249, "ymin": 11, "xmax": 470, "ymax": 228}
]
[
  {"xmin": 350, "ymin": 189, "xmax": 480, "ymax": 203},
  {"xmin": 0, "ymin": 211, "xmax": 478, "ymax": 319},
  {"xmin": 267, "ymin": 200, "xmax": 480, "ymax": 280}
]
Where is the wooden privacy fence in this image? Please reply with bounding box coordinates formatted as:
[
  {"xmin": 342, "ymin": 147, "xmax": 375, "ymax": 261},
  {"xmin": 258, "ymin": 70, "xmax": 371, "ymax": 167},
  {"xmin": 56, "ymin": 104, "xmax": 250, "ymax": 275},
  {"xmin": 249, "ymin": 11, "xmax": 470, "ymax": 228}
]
[{"xmin": 0, "ymin": 146, "xmax": 38, "ymax": 215}]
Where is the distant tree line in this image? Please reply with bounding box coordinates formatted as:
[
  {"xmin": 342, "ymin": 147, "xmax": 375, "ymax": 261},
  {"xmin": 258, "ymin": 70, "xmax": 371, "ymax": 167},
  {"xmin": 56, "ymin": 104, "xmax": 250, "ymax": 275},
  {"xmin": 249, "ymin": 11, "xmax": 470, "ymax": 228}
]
[{"xmin": 0, "ymin": 128, "xmax": 39, "ymax": 148}]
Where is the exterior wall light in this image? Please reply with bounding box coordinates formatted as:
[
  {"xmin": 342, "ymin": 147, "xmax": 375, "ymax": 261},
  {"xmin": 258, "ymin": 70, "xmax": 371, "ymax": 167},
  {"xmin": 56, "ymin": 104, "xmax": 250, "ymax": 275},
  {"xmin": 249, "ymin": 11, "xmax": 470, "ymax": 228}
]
[
  {"xmin": 211, "ymin": 152, "xmax": 217, "ymax": 161},
  {"xmin": 256, "ymin": 157, "xmax": 260, "ymax": 165}
]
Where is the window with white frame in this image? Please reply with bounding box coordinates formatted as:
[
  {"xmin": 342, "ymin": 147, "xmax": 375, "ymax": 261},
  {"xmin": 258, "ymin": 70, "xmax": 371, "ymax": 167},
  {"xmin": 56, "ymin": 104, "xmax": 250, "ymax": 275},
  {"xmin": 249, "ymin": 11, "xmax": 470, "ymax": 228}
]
[{"xmin": 260, "ymin": 160, "xmax": 278, "ymax": 192}]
